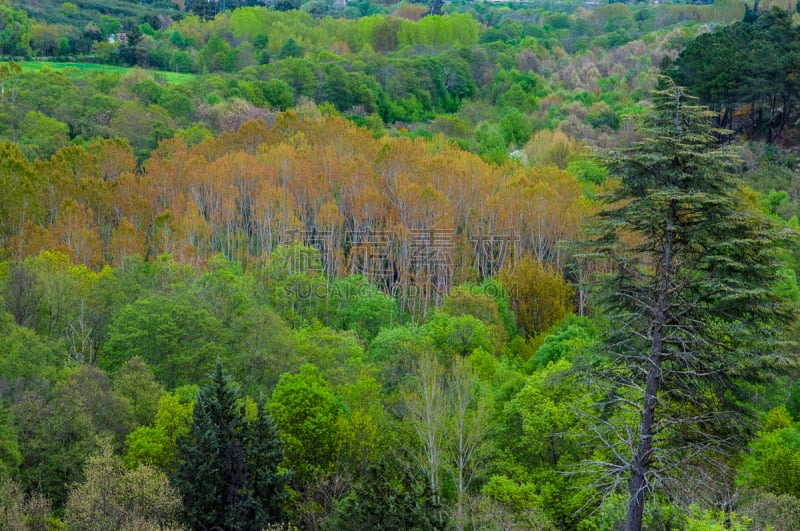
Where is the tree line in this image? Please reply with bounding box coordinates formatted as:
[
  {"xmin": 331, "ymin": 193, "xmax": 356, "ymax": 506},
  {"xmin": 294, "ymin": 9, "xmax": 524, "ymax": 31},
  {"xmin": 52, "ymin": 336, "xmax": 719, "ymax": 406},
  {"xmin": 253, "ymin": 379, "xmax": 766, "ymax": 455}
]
[
  {"xmin": 0, "ymin": 112, "xmax": 595, "ymax": 317},
  {"xmin": 669, "ymin": 7, "xmax": 800, "ymax": 144}
]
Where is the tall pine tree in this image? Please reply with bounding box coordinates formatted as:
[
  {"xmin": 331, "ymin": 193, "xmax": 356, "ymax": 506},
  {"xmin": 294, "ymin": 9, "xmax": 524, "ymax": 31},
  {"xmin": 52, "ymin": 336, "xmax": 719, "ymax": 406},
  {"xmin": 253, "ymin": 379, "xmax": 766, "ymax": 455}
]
[
  {"xmin": 173, "ymin": 362, "xmax": 289, "ymax": 530},
  {"xmin": 585, "ymin": 79, "xmax": 797, "ymax": 531}
]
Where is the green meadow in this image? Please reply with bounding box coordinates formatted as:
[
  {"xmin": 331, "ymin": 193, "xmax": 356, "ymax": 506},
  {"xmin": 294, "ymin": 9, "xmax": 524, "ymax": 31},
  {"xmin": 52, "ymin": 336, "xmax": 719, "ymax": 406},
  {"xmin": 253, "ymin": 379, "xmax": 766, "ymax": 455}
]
[{"xmin": 18, "ymin": 61, "xmax": 194, "ymax": 84}]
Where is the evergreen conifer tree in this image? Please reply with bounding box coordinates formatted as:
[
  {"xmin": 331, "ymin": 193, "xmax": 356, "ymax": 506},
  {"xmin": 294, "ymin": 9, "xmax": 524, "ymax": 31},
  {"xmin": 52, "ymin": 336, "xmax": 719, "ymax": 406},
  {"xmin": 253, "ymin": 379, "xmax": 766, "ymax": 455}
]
[
  {"xmin": 586, "ymin": 79, "xmax": 797, "ymax": 531},
  {"xmin": 174, "ymin": 362, "xmax": 289, "ymax": 530}
]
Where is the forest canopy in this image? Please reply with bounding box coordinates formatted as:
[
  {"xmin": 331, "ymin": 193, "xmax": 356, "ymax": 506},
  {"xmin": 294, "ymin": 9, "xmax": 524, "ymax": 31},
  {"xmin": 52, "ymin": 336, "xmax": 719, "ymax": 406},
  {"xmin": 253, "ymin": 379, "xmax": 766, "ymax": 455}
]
[{"xmin": 2, "ymin": 1, "xmax": 800, "ymax": 530}]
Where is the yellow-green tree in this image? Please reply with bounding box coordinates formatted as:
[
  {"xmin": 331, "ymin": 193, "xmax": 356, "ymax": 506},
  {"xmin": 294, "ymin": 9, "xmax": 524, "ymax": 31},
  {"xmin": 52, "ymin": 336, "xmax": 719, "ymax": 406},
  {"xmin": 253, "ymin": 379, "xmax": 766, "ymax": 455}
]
[{"xmin": 498, "ymin": 255, "xmax": 573, "ymax": 337}]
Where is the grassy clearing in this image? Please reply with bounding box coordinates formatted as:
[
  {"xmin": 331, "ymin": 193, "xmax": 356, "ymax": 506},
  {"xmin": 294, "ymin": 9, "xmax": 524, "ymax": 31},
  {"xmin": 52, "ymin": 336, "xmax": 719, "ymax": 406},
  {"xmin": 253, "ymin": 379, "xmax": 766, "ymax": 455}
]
[{"xmin": 18, "ymin": 61, "xmax": 195, "ymax": 84}]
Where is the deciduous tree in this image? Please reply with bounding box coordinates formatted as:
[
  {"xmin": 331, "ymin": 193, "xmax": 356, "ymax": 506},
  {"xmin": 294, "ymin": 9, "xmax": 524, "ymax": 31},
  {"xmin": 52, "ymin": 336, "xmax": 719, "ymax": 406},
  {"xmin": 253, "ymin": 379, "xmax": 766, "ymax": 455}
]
[{"xmin": 65, "ymin": 440, "xmax": 181, "ymax": 531}]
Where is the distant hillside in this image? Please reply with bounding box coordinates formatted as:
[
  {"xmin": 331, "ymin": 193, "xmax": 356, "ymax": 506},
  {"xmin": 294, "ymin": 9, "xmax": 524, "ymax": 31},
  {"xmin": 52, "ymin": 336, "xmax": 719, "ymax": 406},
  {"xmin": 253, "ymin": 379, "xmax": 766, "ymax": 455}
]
[{"xmin": 10, "ymin": 0, "xmax": 182, "ymax": 29}]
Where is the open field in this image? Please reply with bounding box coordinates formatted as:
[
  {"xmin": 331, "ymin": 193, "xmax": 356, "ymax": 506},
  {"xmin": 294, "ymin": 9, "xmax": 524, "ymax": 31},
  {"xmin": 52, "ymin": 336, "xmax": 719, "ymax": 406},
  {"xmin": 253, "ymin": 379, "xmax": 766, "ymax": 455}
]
[{"xmin": 18, "ymin": 61, "xmax": 195, "ymax": 84}]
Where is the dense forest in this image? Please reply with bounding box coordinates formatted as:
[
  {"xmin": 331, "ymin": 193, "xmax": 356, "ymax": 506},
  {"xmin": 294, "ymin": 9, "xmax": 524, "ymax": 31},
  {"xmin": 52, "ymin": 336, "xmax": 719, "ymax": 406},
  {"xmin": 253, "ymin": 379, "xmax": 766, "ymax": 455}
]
[{"xmin": 3, "ymin": 0, "xmax": 800, "ymax": 530}]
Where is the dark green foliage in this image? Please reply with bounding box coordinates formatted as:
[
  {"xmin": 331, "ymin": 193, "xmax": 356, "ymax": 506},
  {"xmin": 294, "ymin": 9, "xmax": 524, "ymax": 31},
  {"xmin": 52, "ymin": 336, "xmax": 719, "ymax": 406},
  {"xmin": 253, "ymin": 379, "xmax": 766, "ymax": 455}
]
[
  {"xmin": 335, "ymin": 461, "xmax": 445, "ymax": 530},
  {"xmin": 788, "ymin": 379, "xmax": 800, "ymax": 420},
  {"xmin": 12, "ymin": 386, "xmax": 97, "ymax": 510},
  {"xmin": 199, "ymin": 36, "xmax": 237, "ymax": 73},
  {"xmin": 499, "ymin": 107, "xmax": 531, "ymax": 147},
  {"xmin": 103, "ymin": 294, "xmax": 230, "ymax": 389},
  {"xmin": 244, "ymin": 402, "xmax": 292, "ymax": 526},
  {"xmin": 56, "ymin": 366, "xmax": 135, "ymax": 447},
  {"xmin": 173, "ymin": 362, "xmax": 290, "ymax": 530},
  {"xmin": 588, "ymin": 78, "xmax": 798, "ymax": 529},
  {"xmin": 0, "ymin": 406, "xmax": 20, "ymax": 479},
  {"xmin": 275, "ymin": 0, "xmax": 301, "ymax": 11},
  {"xmin": 188, "ymin": 0, "xmax": 220, "ymax": 19},
  {"xmin": 277, "ymin": 38, "xmax": 303, "ymax": 60},
  {"xmin": 670, "ymin": 8, "xmax": 800, "ymax": 143},
  {"xmin": 259, "ymin": 79, "xmax": 294, "ymax": 110}
]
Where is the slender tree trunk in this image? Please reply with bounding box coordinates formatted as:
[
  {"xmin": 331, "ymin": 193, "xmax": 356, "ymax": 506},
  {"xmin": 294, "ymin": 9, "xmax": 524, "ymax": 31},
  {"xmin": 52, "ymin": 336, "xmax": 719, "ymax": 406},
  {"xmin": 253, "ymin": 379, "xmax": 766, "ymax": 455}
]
[
  {"xmin": 775, "ymin": 94, "xmax": 792, "ymax": 144},
  {"xmin": 768, "ymin": 95, "xmax": 777, "ymax": 144},
  {"xmin": 456, "ymin": 454, "xmax": 464, "ymax": 531},
  {"xmin": 626, "ymin": 218, "xmax": 674, "ymax": 531},
  {"xmin": 625, "ymin": 352, "xmax": 661, "ymax": 531}
]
